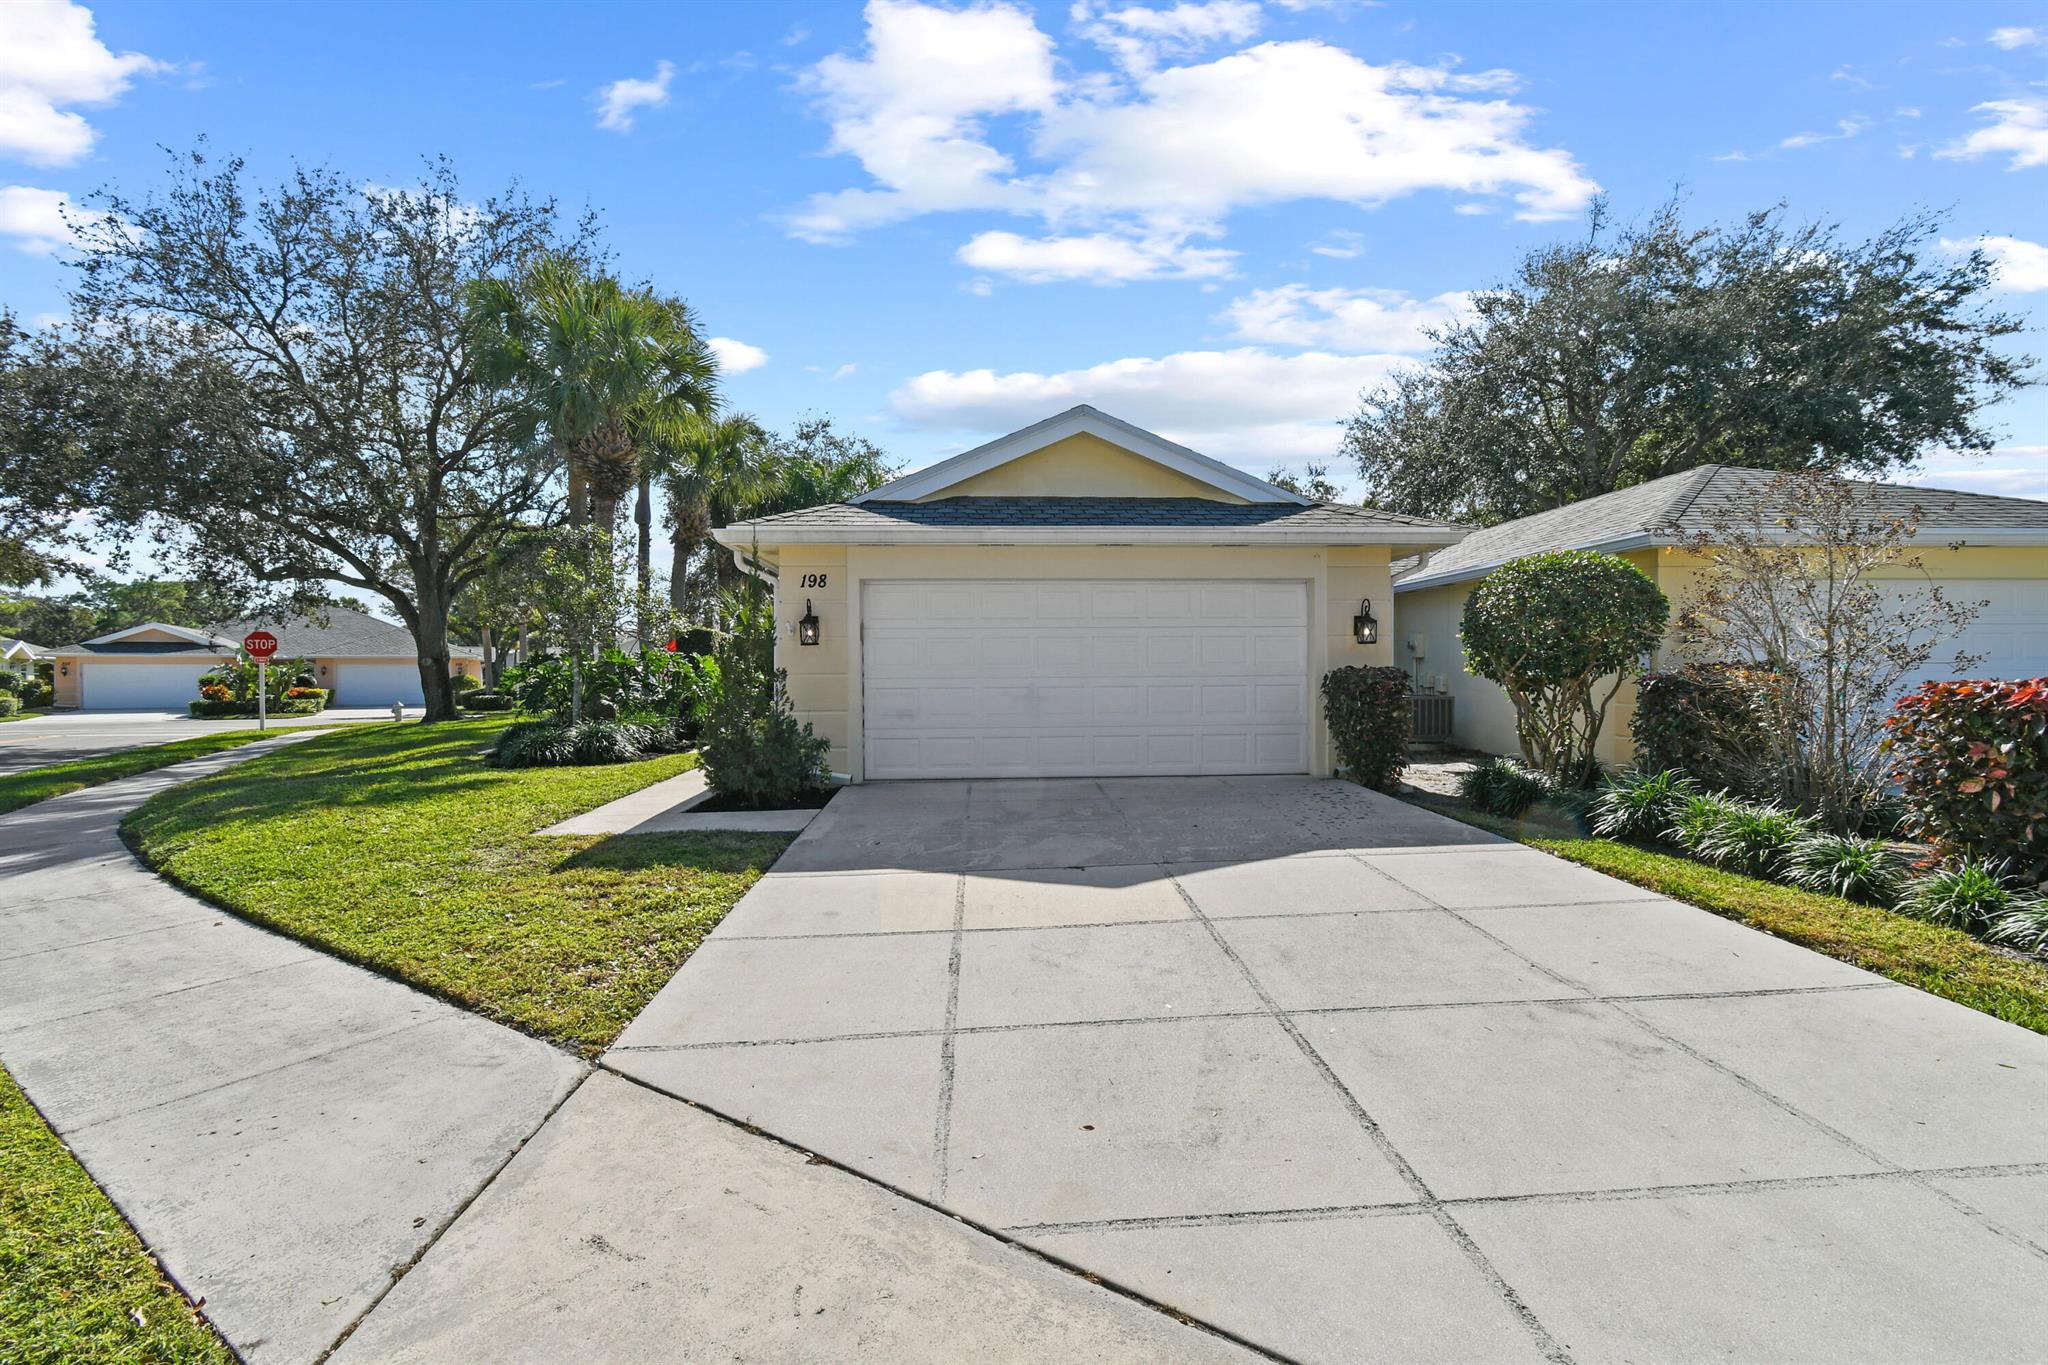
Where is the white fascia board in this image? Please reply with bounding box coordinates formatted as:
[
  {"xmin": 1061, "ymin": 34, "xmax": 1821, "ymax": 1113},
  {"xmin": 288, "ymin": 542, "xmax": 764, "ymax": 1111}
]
[
  {"xmin": 712, "ymin": 524, "xmax": 1465, "ymax": 549},
  {"xmin": 850, "ymin": 405, "xmax": 1311, "ymax": 507},
  {"xmin": 80, "ymin": 621, "xmax": 222, "ymax": 647},
  {"xmin": 65, "ymin": 649, "xmax": 235, "ymax": 661}
]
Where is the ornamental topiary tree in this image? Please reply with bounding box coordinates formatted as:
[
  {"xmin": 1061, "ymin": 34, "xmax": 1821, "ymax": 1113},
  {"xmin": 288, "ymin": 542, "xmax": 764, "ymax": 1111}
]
[
  {"xmin": 1461, "ymin": 550, "xmax": 1669, "ymax": 786},
  {"xmin": 1320, "ymin": 665, "xmax": 1412, "ymax": 792},
  {"xmin": 1886, "ymin": 678, "xmax": 2048, "ymax": 886}
]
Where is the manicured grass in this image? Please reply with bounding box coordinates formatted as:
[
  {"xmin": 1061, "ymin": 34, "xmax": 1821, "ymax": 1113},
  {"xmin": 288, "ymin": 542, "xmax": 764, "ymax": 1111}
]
[
  {"xmin": 0, "ymin": 729, "xmax": 310, "ymax": 816},
  {"xmin": 0, "ymin": 1064, "xmax": 231, "ymax": 1365},
  {"xmin": 0, "ymin": 707, "xmax": 52, "ymax": 724},
  {"xmin": 1403, "ymin": 792, "xmax": 2048, "ymax": 1036},
  {"xmin": 124, "ymin": 721, "xmax": 788, "ymax": 1054}
]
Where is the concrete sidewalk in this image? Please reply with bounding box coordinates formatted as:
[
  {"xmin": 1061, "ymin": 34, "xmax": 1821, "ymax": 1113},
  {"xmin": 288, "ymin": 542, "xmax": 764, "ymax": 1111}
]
[{"xmin": 0, "ymin": 735, "xmax": 586, "ymax": 1364}]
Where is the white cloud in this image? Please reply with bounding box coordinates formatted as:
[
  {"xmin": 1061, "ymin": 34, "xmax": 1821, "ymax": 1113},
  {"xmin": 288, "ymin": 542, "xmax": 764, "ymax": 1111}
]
[
  {"xmin": 1308, "ymin": 227, "xmax": 1366, "ymax": 258},
  {"xmin": 707, "ymin": 336, "xmax": 768, "ymax": 373},
  {"xmin": 1220, "ymin": 283, "xmax": 1471, "ymax": 351},
  {"xmin": 1778, "ymin": 115, "xmax": 1872, "ymax": 150},
  {"xmin": 791, "ymin": 2, "xmax": 1596, "ymax": 269},
  {"xmin": 0, "ymin": 0, "xmax": 163, "ymax": 166},
  {"xmin": 1989, "ymin": 26, "xmax": 2042, "ymax": 50},
  {"xmin": 595, "ymin": 60, "xmax": 674, "ymax": 132},
  {"xmin": 1908, "ymin": 448, "xmax": 2048, "ymax": 500},
  {"xmin": 957, "ymin": 228, "xmax": 1235, "ymax": 282},
  {"xmin": 1945, "ymin": 233, "xmax": 2048, "ymax": 292},
  {"xmin": 889, "ymin": 346, "xmax": 1411, "ymax": 460},
  {"xmin": 1938, "ymin": 96, "xmax": 2048, "ymax": 169},
  {"xmin": 1071, "ymin": 0, "xmax": 1263, "ymax": 76},
  {"xmin": 0, "ymin": 183, "xmax": 100, "ymax": 252}
]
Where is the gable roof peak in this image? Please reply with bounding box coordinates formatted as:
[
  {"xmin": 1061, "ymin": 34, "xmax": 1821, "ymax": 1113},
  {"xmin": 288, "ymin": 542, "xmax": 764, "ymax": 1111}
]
[{"xmin": 850, "ymin": 405, "xmax": 1310, "ymax": 507}]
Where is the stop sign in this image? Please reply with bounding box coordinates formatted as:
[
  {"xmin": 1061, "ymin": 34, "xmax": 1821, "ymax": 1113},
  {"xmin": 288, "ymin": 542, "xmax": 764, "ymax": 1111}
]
[{"xmin": 243, "ymin": 630, "xmax": 280, "ymax": 660}]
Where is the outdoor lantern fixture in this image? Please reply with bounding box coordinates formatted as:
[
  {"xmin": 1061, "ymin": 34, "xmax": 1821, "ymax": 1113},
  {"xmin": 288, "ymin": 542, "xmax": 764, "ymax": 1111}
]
[
  {"xmin": 58, "ymin": 662, "xmax": 69, "ymax": 677},
  {"xmin": 1352, "ymin": 598, "xmax": 1379, "ymax": 646},
  {"xmin": 798, "ymin": 599, "xmax": 821, "ymax": 647}
]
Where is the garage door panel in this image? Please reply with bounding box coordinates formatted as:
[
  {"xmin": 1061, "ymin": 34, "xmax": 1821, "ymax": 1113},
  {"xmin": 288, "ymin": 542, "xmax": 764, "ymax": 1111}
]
[
  {"xmin": 335, "ymin": 663, "xmax": 424, "ymax": 707},
  {"xmin": 82, "ymin": 663, "xmax": 212, "ymax": 710},
  {"xmin": 863, "ymin": 579, "xmax": 1310, "ymax": 779}
]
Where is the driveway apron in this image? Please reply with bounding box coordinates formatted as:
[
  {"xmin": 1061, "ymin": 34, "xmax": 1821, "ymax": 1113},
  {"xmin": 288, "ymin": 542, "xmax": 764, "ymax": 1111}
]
[{"xmin": 609, "ymin": 776, "xmax": 2048, "ymax": 1365}]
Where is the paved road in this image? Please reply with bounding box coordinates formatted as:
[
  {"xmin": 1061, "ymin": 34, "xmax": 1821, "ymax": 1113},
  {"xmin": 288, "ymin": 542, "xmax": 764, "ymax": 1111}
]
[
  {"xmin": 0, "ymin": 708, "xmax": 397, "ymax": 775},
  {"xmin": 582, "ymin": 777, "xmax": 2048, "ymax": 1365}
]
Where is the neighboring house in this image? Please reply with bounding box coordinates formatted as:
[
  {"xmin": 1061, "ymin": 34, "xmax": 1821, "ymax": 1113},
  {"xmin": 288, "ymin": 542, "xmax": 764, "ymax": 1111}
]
[
  {"xmin": 49, "ymin": 607, "xmax": 482, "ymax": 711},
  {"xmin": 1393, "ymin": 465, "xmax": 2048, "ymax": 767},
  {"xmin": 711, "ymin": 405, "xmax": 1467, "ymax": 781},
  {"xmin": 1, "ymin": 636, "xmax": 49, "ymax": 680}
]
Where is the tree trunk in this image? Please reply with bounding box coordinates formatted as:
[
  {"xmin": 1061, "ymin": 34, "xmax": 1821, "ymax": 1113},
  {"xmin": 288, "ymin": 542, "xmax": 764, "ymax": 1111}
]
[
  {"xmin": 413, "ymin": 579, "xmax": 458, "ymax": 723},
  {"xmin": 669, "ymin": 523, "xmax": 691, "ymax": 613},
  {"xmin": 590, "ymin": 489, "xmax": 621, "ymax": 533},
  {"xmin": 570, "ymin": 651, "xmax": 584, "ymax": 726},
  {"xmin": 634, "ymin": 473, "xmax": 653, "ymax": 648},
  {"xmin": 567, "ymin": 463, "xmax": 591, "ymax": 527}
]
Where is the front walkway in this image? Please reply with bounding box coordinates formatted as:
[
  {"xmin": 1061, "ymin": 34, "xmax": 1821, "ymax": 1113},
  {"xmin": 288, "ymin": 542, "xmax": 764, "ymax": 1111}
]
[{"xmin": 595, "ymin": 777, "xmax": 2048, "ymax": 1364}]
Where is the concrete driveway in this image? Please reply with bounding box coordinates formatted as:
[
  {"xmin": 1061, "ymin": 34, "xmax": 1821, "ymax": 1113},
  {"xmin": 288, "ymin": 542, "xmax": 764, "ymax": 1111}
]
[
  {"xmin": 605, "ymin": 777, "xmax": 2048, "ymax": 1364},
  {"xmin": 0, "ymin": 707, "xmax": 398, "ymax": 775}
]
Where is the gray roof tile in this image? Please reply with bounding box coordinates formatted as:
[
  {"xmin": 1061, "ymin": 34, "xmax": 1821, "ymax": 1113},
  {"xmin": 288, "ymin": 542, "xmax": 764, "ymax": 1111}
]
[
  {"xmin": 728, "ymin": 496, "xmax": 1462, "ymax": 535},
  {"xmin": 1395, "ymin": 465, "xmax": 2048, "ymax": 589}
]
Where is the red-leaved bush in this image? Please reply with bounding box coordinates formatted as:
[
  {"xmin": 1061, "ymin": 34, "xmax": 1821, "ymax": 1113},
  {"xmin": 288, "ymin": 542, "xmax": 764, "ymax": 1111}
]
[
  {"xmin": 1322, "ymin": 666, "xmax": 1413, "ymax": 793},
  {"xmin": 1885, "ymin": 678, "xmax": 2048, "ymax": 884}
]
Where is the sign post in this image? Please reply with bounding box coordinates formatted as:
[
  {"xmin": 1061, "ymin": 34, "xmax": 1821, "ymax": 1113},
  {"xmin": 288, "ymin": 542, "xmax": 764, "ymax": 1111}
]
[{"xmin": 242, "ymin": 631, "xmax": 279, "ymax": 732}]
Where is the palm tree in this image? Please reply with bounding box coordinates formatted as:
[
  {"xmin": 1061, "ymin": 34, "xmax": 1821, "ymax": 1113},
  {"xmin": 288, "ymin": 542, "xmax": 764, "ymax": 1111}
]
[
  {"xmin": 659, "ymin": 413, "xmax": 774, "ymax": 618},
  {"xmin": 468, "ymin": 257, "xmax": 717, "ymax": 535}
]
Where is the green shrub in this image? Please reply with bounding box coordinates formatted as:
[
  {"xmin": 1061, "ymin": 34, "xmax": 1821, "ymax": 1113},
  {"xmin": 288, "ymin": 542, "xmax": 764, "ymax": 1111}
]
[
  {"xmin": 487, "ymin": 719, "xmax": 661, "ymax": 768},
  {"xmin": 1632, "ymin": 665, "xmax": 1780, "ymax": 799},
  {"xmin": 19, "ymin": 679, "xmax": 51, "ymax": 708},
  {"xmin": 1591, "ymin": 767, "xmax": 1700, "ymax": 841},
  {"xmin": 1886, "ymin": 677, "xmax": 2048, "ymax": 885},
  {"xmin": 683, "ymin": 590, "xmax": 829, "ymax": 806},
  {"xmin": 1459, "ymin": 757, "xmax": 1557, "ymax": 818},
  {"xmin": 1784, "ymin": 834, "xmax": 1903, "ymax": 905},
  {"xmin": 0, "ymin": 671, "xmax": 16, "ymax": 695},
  {"xmin": 460, "ymin": 691, "xmax": 515, "ymax": 712},
  {"xmin": 187, "ymin": 699, "xmax": 249, "ymax": 718},
  {"xmin": 1461, "ymin": 550, "xmax": 1669, "ymax": 786},
  {"xmin": 0, "ymin": 694, "xmax": 19, "ymax": 717},
  {"xmin": 1688, "ymin": 800, "xmax": 1812, "ymax": 879},
  {"xmin": 450, "ymin": 673, "xmax": 482, "ymax": 694},
  {"xmin": 1987, "ymin": 898, "xmax": 2048, "ymax": 955},
  {"xmin": 1667, "ymin": 791, "xmax": 1739, "ymax": 859},
  {"xmin": 1899, "ymin": 860, "xmax": 2019, "ymax": 934},
  {"xmin": 1320, "ymin": 665, "xmax": 1412, "ymax": 792}
]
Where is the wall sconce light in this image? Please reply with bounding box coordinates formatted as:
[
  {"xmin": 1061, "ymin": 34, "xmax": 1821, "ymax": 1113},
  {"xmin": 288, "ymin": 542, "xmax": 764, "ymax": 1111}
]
[
  {"xmin": 1352, "ymin": 598, "xmax": 1379, "ymax": 646},
  {"xmin": 798, "ymin": 599, "xmax": 820, "ymax": 647},
  {"xmin": 59, "ymin": 662, "xmax": 69, "ymax": 677}
]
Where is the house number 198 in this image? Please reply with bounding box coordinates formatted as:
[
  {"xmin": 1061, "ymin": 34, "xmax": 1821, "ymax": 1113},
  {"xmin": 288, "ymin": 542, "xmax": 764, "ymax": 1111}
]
[{"xmin": 799, "ymin": 573, "xmax": 829, "ymax": 588}]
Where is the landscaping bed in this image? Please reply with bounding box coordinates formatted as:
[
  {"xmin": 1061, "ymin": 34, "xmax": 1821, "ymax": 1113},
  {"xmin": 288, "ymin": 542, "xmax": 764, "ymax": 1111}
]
[
  {"xmin": 1402, "ymin": 791, "xmax": 2048, "ymax": 1036},
  {"xmin": 123, "ymin": 720, "xmax": 788, "ymax": 1054},
  {"xmin": 0, "ymin": 729, "xmax": 305, "ymax": 817},
  {"xmin": 0, "ymin": 1063, "xmax": 230, "ymax": 1365}
]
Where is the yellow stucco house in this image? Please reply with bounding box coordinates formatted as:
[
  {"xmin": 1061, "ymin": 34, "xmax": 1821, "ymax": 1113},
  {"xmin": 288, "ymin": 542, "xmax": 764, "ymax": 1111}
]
[
  {"xmin": 713, "ymin": 405, "xmax": 1467, "ymax": 782},
  {"xmin": 1394, "ymin": 465, "xmax": 2048, "ymax": 767},
  {"xmin": 51, "ymin": 607, "xmax": 482, "ymax": 710}
]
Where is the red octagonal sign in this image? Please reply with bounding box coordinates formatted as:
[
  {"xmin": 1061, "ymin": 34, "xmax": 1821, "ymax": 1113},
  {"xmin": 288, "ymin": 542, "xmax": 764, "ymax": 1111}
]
[{"xmin": 242, "ymin": 630, "xmax": 280, "ymax": 660}]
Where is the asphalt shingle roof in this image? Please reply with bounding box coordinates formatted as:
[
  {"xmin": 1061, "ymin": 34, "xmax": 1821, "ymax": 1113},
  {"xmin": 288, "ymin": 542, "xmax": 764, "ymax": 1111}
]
[
  {"xmin": 727, "ymin": 496, "xmax": 1463, "ymax": 535},
  {"xmin": 58, "ymin": 607, "xmax": 481, "ymax": 659},
  {"xmin": 1395, "ymin": 465, "xmax": 2048, "ymax": 590}
]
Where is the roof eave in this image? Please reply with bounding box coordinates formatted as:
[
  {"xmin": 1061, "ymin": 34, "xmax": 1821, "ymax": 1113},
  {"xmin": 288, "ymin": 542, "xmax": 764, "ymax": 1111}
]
[{"xmin": 713, "ymin": 524, "xmax": 1467, "ymax": 549}]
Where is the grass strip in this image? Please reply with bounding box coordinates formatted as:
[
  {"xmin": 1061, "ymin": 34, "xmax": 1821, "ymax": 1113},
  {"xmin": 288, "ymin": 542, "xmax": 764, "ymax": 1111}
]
[{"xmin": 0, "ymin": 729, "xmax": 303, "ymax": 816}]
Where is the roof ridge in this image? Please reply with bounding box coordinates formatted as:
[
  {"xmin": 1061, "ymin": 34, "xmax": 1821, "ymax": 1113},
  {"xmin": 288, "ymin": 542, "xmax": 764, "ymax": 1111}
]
[{"xmin": 1654, "ymin": 464, "xmax": 1725, "ymax": 532}]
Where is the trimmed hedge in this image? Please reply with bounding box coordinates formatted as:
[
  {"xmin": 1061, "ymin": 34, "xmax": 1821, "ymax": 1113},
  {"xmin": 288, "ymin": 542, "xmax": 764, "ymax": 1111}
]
[
  {"xmin": 1321, "ymin": 665, "xmax": 1412, "ymax": 792},
  {"xmin": 460, "ymin": 691, "xmax": 515, "ymax": 712},
  {"xmin": 0, "ymin": 694, "xmax": 19, "ymax": 717},
  {"xmin": 1632, "ymin": 665, "xmax": 1779, "ymax": 799},
  {"xmin": 1887, "ymin": 678, "xmax": 2048, "ymax": 885}
]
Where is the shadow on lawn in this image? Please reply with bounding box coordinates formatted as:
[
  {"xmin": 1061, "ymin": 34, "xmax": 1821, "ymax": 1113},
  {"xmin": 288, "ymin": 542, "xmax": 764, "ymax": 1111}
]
[{"xmin": 552, "ymin": 830, "xmax": 792, "ymax": 876}]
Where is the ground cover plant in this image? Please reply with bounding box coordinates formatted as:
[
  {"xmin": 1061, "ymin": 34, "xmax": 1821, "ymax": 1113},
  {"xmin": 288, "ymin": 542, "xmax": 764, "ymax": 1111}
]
[
  {"xmin": 125, "ymin": 720, "xmax": 787, "ymax": 1053},
  {"xmin": 1, "ymin": 1064, "xmax": 231, "ymax": 1365}
]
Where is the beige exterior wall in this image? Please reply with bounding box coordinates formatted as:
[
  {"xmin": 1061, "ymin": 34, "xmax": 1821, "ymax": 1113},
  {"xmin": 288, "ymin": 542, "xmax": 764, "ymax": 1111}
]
[
  {"xmin": 924, "ymin": 434, "xmax": 1250, "ymax": 503},
  {"xmin": 769, "ymin": 542, "xmax": 1397, "ymax": 781},
  {"xmin": 1399, "ymin": 542, "xmax": 2048, "ymax": 768}
]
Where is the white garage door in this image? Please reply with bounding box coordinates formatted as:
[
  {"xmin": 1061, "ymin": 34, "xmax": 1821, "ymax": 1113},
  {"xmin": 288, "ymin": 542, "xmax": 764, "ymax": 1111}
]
[
  {"xmin": 335, "ymin": 663, "xmax": 424, "ymax": 707},
  {"xmin": 1910, "ymin": 580, "xmax": 2048, "ymax": 686},
  {"xmin": 81, "ymin": 663, "xmax": 212, "ymax": 710},
  {"xmin": 862, "ymin": 579, "xmax": 1310, "ymax": 779}
]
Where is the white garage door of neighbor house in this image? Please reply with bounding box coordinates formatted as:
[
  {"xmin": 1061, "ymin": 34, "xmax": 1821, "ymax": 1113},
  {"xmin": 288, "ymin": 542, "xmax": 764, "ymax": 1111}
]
[
  {"xmin": 335, "ymin": 663, "xmax": 424, "ymax": 707},
  {"xmin": 81, "ymin": 663, "xmax": 212, "ymax": 710},
  {"xmin": 862, "ymin": 579, "xmax": 1311, "ymax": 780},
  {"xmin": 1911, "ymin": 579, "xmax": 2048, "ymax": 686}
]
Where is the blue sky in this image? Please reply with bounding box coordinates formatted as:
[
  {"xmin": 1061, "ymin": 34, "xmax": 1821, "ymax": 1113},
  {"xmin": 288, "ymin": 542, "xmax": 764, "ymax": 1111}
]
[{"xmin": 4, "ymin": 0, "xmax": 2047, "ymax": 505}]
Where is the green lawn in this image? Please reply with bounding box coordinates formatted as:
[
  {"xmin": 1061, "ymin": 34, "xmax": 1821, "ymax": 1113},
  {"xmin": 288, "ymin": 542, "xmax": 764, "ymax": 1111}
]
[
  {"xmin": 124, "ymin": 721, "xmax": 788, "ymax": 1054},
  {"xmin": 0, "ymin": 729, "xmax": 305, "ymax": 816},
  {"xmin": 1403, "ymin": 793, "xmax": 2048, "ymax": 1036},
  {"xmin": 1, "ymin": 1064, "xmax": 231, "ymax": 1365},
  {"xmin": 0, "ymin": 707, "xmax": 53, "ymax": 724}
]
